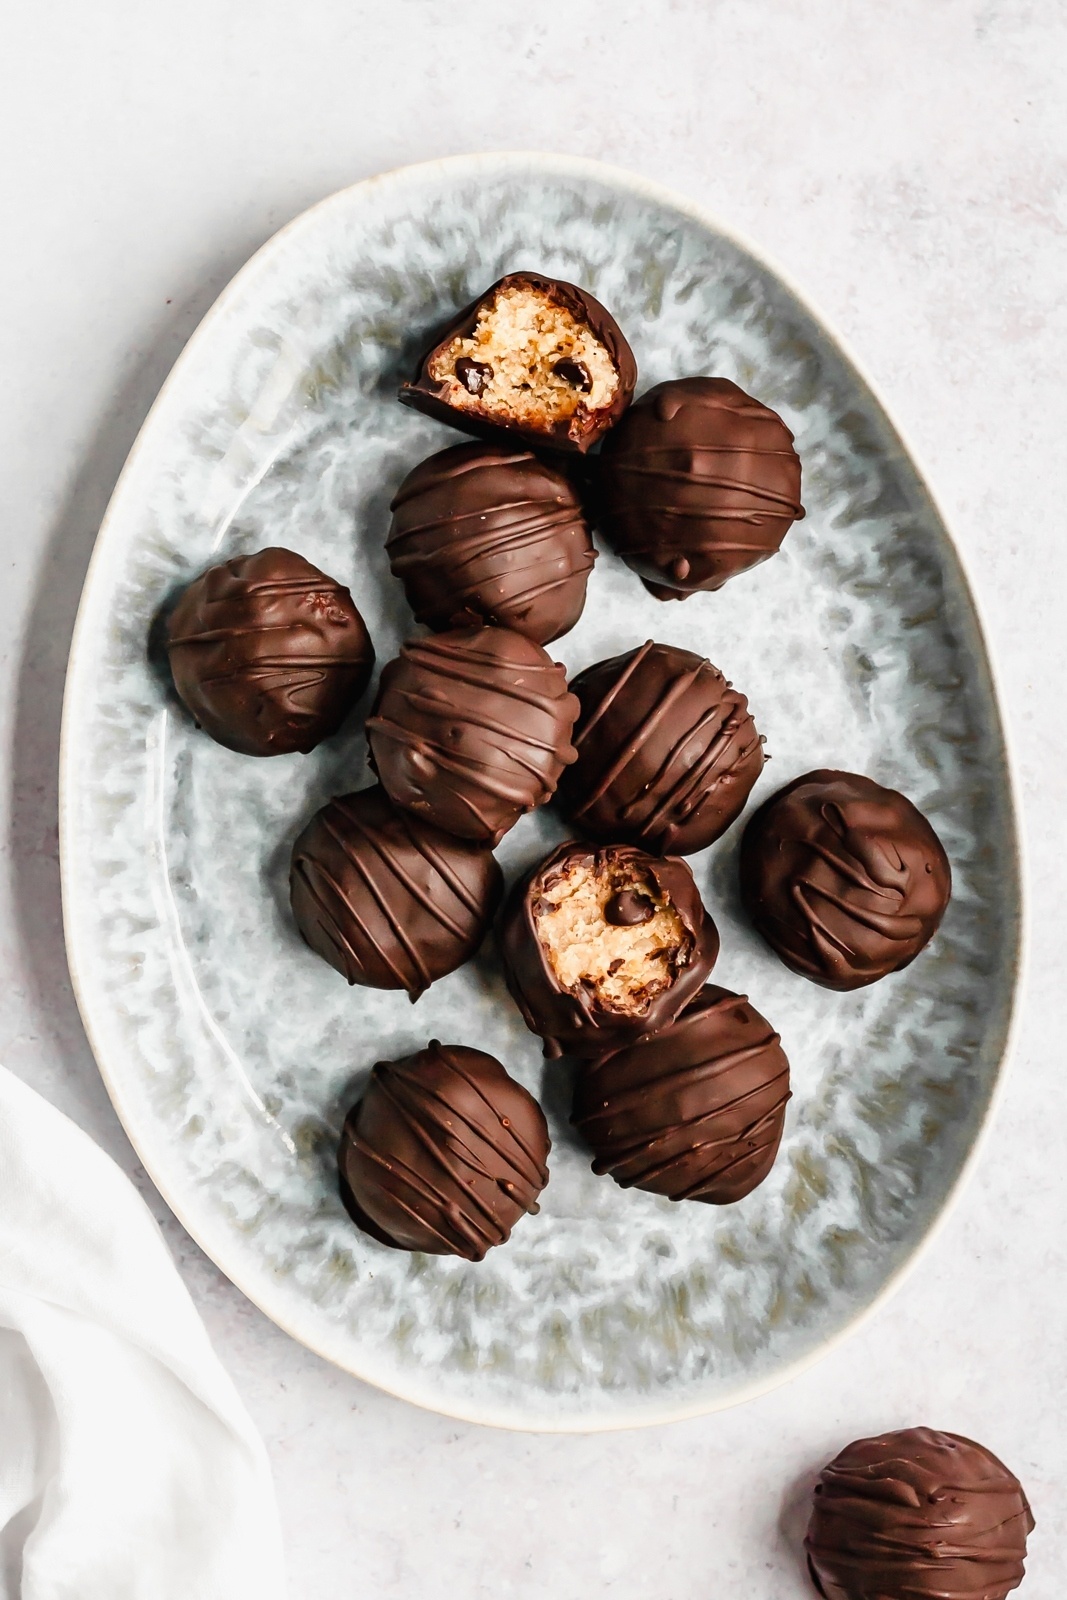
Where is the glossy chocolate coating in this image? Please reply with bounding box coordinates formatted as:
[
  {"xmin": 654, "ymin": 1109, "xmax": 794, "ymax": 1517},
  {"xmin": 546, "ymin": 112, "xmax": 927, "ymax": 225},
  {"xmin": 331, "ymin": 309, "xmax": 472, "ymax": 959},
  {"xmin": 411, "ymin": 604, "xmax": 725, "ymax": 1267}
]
[
  {"xmin": 338, "ymin": 1042, "xmax": 550, "ymax": 1259},
  {"xmin": 366, "ymin": 626, "xmax": 579, "ymax": 846},
  {"xmin": 166, "ymin": 547, "xmax": 374, "ymax": 756},
  {"xmin": 558, "ymin": 640, "xmax": 765, "ymax": 854},
  {"xmin": 572, "ymin": 985, "xmax": 790, "ymax": 1203},
  {"xmin": 387, "ymin": 443, "xmax": 596, "ymax": 644},
  {"xmin": 740, "ymin": 770, "xmax": 951, "ymax": 991},
  {"xmin": 597, "ymin": 377, "xmax": 804, "ymax": 598},
  {"xmin": 398, "ymin": 272, "xmax": 637, "ymax": 453},
  {"xmin": 805, "ymin": 1428, "xmax": 1034, "ymax": 1600},
  {"xmin": 499, "ymin": 840, "xmax": 719, "ymax": 1058},
  {"xmin": 289, "ymin": 786, "xmax": 502, "ymax": 999}
]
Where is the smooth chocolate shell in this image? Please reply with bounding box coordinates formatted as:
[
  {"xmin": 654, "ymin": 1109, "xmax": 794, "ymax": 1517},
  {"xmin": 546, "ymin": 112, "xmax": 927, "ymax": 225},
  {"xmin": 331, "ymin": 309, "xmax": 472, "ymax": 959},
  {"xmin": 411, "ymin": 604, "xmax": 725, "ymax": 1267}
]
[
  {"xmin": 572, "ymin": 985, "xmax": 790, "ymax": 1203},
  {"xmin": 166, "ymin": 546, "xmax": 374, "ymax": 756},
  {"xmin": 805, "ymin": 1427, "xmax": 1034, "ymax": 1600},
  {"xmin": 338, "ymin": 1042, "xmax": 550, "ymax": 1259},
  {"xmin": 289, "ymin": 786, "xmax": 502, "ymax": 999},
  {"xmin": 366, "ymin": 626, "xmax": 579, "ymax": 846},
  {"xmin": 739, "ymin": 770, "xmax": 951, "ymax": 990},
  {"xmin": 398, "ymin": 271, "xmax": 637, "ymax": 454},
  {"xmin": 558, "ymin": 640, "xmax": 765, "ymax": 854},
  {"xmin": 387, "ymin": 442, "xmax": 596, "ymax": 643},
  {"xmin": 499, "ymin": 840, "xmax": 720, "ymax": 1059},
  {"xmin": 597, "ymin": 376, "xmax": 804, "ymax": 597}
]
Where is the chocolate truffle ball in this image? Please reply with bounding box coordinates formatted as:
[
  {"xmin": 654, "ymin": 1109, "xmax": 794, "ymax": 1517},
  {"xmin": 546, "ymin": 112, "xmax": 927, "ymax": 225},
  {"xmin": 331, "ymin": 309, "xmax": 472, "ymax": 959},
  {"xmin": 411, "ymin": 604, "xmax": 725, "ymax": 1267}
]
[
  {"xmin": 366, "ymin": 626, "xmax": 579, "ymax": 846},
  {"xmin": 399, "ymin": 272, "xmax": 637, "ymax": 454},
  {"xmin": 558, "ymin": 640, "xmax": 765, "ymax": 854},
  {"xmin": 166, "ymin": 547, "xmax": 374, "ymax": 756},
  {"xmin": 597, "ymin": 377, "xmax": 804, "ymax": 598},
  {"xmin": 572, "ymin": 985, "xmax": 790, "ymax": 1203},
  {"xmin": 499, "ymin": 840, "xmax": 719, "ymax": 1058},
  {"xmin": 289, "ymin": 786, "xmax": 502, "ymax": 999},
  {"xmin": 338, "ymin": 1041, "xmax": 550, "ymax": 1259},
  {"xmin": 386, "ymin": 443, "xmax": 596, "ymax": 644},
  {"xmin": 805, "ymin": 1427, "xmax": 1034, "ymax": 1600},
  {"xmin": 740, "ymin": 770, "xmax": 951, "ymax": 991}
]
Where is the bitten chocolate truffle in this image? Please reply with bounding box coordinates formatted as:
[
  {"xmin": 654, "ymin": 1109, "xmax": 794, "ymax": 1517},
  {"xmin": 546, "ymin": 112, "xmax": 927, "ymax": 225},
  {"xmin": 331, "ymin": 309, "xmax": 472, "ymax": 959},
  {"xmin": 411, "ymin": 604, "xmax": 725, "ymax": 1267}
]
[
  {"xmin": 558, "ymin": 640, "xmax": 765, "ymax": 854},
  {"xmin": 387, "ymin": 443, "xmax": 596, "ymax": 644},
  {"xmin": 289, "ymin": 786, "xmax": 502, "ymax": 999},
  {"xmin": 500, "ymin": 841, "xmax": 719, "ymax": 1058},
  {"xmin": 166, "ymin": 547, "xmax": 374, "ymax": 756},
  {"xmin": 366, "ymin": 627, "xmax": 579, "ymax": 846},
  {"xmin": 338, "ymin": 1042, "xmax": 550, "ymax": 1259},
  {"xmin": 597, "ymin": 377, "xmax": 804, "ymax": 598},
  {"xmin": 740, "ymin": 770, "xmax": 951, "ymax": 991},
  {"xmin": 572, "ymin": 985, "xmax": 789, "ymax": 1203},
  {"xmin": 805, "ymin": 1428, "xmax": 1034, "ymax": 1600},
  {"xmin": 399, "ymin": 272, "xmax": 637, "ymax": 453}
]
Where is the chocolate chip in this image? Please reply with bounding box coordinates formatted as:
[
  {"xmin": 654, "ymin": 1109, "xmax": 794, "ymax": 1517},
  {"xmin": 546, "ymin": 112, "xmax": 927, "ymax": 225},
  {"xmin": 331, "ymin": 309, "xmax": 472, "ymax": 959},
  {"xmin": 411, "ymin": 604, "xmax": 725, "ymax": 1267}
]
[
  {"xmin": 553, "ymin": 358, "xmax": 592, "ymax": 393},
  {"xmin": 456, "ymin": 358, "xmax": 493, "ymax": 396},
  {"xmin": 605, "ymin": 888, "xmax": 656, "ymax": 927}
]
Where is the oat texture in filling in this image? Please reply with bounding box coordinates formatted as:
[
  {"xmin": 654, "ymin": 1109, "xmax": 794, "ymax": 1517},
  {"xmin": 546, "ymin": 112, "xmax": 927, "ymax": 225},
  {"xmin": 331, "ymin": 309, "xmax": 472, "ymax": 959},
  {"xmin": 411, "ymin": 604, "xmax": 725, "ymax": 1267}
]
[
  {"xmin": 533, "ymin": 857, "xmax": 692, "ymax": 1016},
  {"xmin": 427, "ymin": 283, "xmax": 619, "ymax": 427}
]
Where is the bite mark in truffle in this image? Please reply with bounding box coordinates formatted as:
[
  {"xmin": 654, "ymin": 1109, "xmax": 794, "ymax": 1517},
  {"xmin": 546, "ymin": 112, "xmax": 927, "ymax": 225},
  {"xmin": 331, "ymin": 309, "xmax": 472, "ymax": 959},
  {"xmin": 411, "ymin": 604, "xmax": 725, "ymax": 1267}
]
[
  {"xmin": 399, "ymin": 272, "xmax": 637, "ymax": 453},
  {"xmin": 338, "ymin": 1042, "xmax": 550, "ymax": 1260},
  {"xmin": 386, "ymin": 443, "xmax": 596, "ymax": 644},
  {"xmin": 572, "ymin": 985, "xmax": 790, "ymax": 1204},
  {"xmin": 558, "ymin": 640, "xmax": 765, "ymax": 854},
  {"xmin": 166, "ymin": 547, "xmax": 374, "ymax": 756},
  {"xmin": 366, "ymin": 626, "xmax": 579, "ymax": 846},
  {"xmin": 805, "ymin": 1427, "xmax": 1034, "ymax": 1600},
  {"xmin": 500, "ymin": 841, "xmax": 719, "ymax": 1058},
  {"xmin": 289, "ymin": 786, "xmax": 502, "ymax": 999},
  {"xmin": 739, "ymin": 770, "xmax": 951, "ymax": 990},
  {"xmin": 597, "ymin": 377, "xmax": 804, "ymax": 598}
]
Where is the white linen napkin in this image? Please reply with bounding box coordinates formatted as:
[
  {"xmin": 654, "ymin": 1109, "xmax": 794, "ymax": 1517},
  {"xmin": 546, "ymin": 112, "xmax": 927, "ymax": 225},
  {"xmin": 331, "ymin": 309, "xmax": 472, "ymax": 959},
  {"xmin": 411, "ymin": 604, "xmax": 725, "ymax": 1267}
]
[{"xmin": 0, "ymin": 1064, "xmax": 285, "ymax": 1600}]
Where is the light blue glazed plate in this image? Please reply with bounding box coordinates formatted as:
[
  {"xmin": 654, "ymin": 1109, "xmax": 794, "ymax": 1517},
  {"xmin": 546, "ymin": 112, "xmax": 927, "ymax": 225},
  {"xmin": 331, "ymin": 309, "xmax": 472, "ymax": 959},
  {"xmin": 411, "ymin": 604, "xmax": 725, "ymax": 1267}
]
[{"xmin": 60, "ymin": 154, "xmax": 1021, "ymax": 1431}]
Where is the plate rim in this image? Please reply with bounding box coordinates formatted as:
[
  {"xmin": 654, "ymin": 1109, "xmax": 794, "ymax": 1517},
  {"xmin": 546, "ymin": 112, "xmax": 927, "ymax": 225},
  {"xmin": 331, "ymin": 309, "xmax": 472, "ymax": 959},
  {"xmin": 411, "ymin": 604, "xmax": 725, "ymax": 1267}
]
[{"xmin": 58, "ymin": 150, "xmax": 1027, "ymax": 1432}]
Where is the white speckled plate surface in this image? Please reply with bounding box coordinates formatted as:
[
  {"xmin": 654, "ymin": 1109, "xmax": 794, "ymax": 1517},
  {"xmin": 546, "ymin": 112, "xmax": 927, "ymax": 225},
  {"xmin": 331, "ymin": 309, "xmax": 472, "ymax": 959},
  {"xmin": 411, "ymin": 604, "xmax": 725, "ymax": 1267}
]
[{"xmin": 60, "ymin": 153, "xmax": 1021, "ymax": 1431}]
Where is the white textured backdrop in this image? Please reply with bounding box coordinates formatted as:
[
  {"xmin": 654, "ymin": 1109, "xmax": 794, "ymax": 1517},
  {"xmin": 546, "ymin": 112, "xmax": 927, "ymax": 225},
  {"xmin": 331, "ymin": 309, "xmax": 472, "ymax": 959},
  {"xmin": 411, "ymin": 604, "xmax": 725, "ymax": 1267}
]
[{"xmin": 0, "ymin": 2, "xmax": 1063, "ymax": 1594}]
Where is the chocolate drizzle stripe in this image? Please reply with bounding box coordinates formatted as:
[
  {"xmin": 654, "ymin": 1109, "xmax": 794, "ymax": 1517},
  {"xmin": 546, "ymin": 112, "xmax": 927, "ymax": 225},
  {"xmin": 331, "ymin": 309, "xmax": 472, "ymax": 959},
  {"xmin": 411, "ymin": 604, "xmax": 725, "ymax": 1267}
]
[
  {"xmin": 289, "ymin": 858, "xmax": 381, "ymax": 986},
  {"xmin": 574, "ymin": 661, "xmax": 719, "ymax": 820},
  {"xmin": 329, "ymin": 799, "xmax": 472, "ymax": 946},
  {"xmin": 572, "ymin": 639, "xmax": 656, "ymax": 751},
  {"xmin": 395, "ymin": 640, "xmax": 570, "ymax": 714},
  {"xmin": 388, "ymin": 499, "xmax": 581, "ymax": 552},
  {"xmin": 389, "ymin": 450, "xmax": 538, "ymax": 506},
  {"xmin": 318, "ymin": 813, "xmax": 430, "ymax": 992},
  {"xmin": 367, "ymin": 715, "xmax": 558, "ymax": 803}
]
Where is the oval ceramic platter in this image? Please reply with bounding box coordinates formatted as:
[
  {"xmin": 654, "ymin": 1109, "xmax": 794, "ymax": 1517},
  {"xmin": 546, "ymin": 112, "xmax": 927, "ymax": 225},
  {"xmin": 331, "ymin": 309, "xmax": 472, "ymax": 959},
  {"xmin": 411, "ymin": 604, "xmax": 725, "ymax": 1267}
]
[{"xmin": 60, "ymin": 154, "xmax": 1020, "ymax": 1431}]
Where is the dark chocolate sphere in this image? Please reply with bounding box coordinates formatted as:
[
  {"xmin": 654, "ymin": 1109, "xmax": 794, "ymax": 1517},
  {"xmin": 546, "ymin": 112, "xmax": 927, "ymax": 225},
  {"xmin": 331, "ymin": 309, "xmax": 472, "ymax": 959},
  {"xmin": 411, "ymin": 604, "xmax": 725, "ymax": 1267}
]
[
  {"xmin": 805, "ymin": 1428, "xmax": 1034, "ymax": 1600},
  {"xmin": 338, "ymin": 1042, "xmax": 550, "ymax": 1259},
  {"xmin": 366, "ymin": 626, "xmax": 579, "ymax": 846},
  {"xmin": 387, "ymin": 443, "xmax": 596, "ymax": 644},
  {"xmin": 499, "ymin": 840, "xmax": 719, "ymax": 1059},
  {"xmin": 572, "ymin": 985, "xmax": 789, "ymax": 1203},
  {"xmin": 739, "ymin": 770, "xmax": 951, "ymax": 990},
  {"xmin": 166, "ymin": 547, "xmax": 374, "ymax": 756},
  {"xmin": 558, "ymin": 640, "xmax": 765, "ymax": 854},
  {"xmin": 289, "ymin": 786, "xmax": 502, "ymax": 1000},
  {"xmin": 597, "ymin": 377, "xmax": 804, "ymax": 598}
]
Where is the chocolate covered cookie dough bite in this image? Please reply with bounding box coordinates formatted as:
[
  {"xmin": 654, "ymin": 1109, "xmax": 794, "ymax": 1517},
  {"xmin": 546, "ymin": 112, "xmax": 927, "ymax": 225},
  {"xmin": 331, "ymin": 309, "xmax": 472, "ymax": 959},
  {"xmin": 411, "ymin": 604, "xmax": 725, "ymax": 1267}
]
[
  {"xmin": 387, "ymin": 442, "xmax": 596, "ymax": 643},
  {"xmin": 572, "ymin": 985, "xmax": 790, "ymax": 1204},
  {"xmin": 399, "ymin": 272, "xmax": 637, "ymax": 453},
  {"xmin": 597, "ymin": 377, "xmax": 804, "ymax": 598},
  {"xmin": 500, "ymin": 841, "xmax": 719, "ymax": 1058},
  {"xmin": 166, "ymin": 547, "xmax": 374, "ymax": 756},
  {"xmin": 740, "ymin": 770, "xmax": 951, "ymax": 990},
  {"xmin": 338, "ymin": 1042, "xmax": 550, "ymax": 1260}
]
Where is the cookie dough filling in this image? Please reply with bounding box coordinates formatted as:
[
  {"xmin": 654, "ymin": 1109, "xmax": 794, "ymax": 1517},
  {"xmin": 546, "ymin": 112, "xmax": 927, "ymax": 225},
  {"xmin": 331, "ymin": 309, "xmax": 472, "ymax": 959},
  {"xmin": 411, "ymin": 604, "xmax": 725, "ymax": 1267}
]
[
  {"xmin": 427, "ymin": 282, "xmax": 620, "ymax": 429},
  {"xmin": 532, "ymin": 858, "xmax": 692, "ymax": 1016}
]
